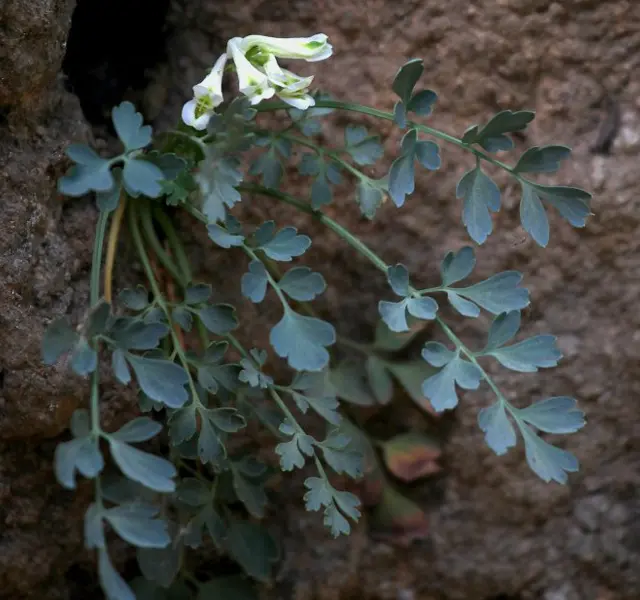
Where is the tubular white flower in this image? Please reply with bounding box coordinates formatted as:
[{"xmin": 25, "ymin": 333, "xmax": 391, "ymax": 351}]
[
  {"xmin": 181, "ymin": 53, "xmax": 227, "ymax": 130},
  {"xmin": 239, "ymin": 33, "xmax": 333, "ymax": 62},
  {"xmin": 227, "ymin": 37, "xmax": 275, "ymax": 105},
  {"xmin": 272, "ymin": 67, "xmax": 316, "ymax": 109}
]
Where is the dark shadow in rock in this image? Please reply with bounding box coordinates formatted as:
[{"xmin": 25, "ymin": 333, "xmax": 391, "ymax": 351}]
[{"xmin": 62, "ymin": 0, "xmax": 171, "ymax": 126}]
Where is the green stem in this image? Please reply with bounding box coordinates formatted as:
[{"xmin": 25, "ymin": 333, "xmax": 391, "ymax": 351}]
[
  {"xmin": 139, "ymin": 201, "xmax": 187, "ymax": 287},
  {"xmin": 257, "ymin": 99, "xmax": 516, "ymax": 175},
  {"xmin": 153, "ymin": 205, "xmax": 193, "ymax": 283},
  {"xmin": 89, "ymin": 210, "xmax": 110, "ymax": 503},
  {"xmin": 237, "ymin": 184, "xmax": 389, "ymax": 273},
  {"xmin": 128, "ymin": 203, "xmax": 202, "ymax": 405},
  {"xmin": 274, "ymin": 131, "xmax": 369, "ymax": 181}
]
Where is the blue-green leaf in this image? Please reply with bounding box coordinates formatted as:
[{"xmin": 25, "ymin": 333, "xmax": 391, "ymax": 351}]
[
  {"xmin": 387, "ymin": 264, "xmax": 410, "ymax": 296},
  {"xmin": 517, "ymin": 396, "xmax": 585, "ymax": 434},
  {"xmin": 530, "ymin": 183, "xmax": 592, "ymax": 228},
  {"xmin": 122, "ymin": 159, "xmax": 164, "ymax": 198},
  {"xmin": 239, "ymin": 357, "xmax": 273, "ymax": 389},
  {"xmin": 440, "ymin": 246, "xmax": 476, "ymax": 286},
  {"xmin": 104, "ymin": 504, "xmax": 170, "ymax": 548},
  {"xmin": 378, "ymin": 299, "xmax": 410, "ymax": 332},
  {"xmin": 172, "ymin": 306, "xmax": 192, "ymax": 332},
  {"xmin": 42, "ymin": 318, "xmax": 78, "ymax": 364},
  {"xmin": 84, "ymin": 503, "xmax": 106, "ymax": 549},
  {"xmin": 112, "ymin": 101, "xmax": 152, "ymax": 151},
  {"xmin": 110, "ymin": 417, "xmax": 162, "ymax": 443},
  {"xmin": 421, "ymin": 342, "xmax": 455, "ymax": 367},
  {"xmin": 407, "ymin": 89, "xmax": 437, "ymax": 116},
  {"xmin": 197, "ymin": 153, "xmax": 243, "ymax": 223},
  {"xmin": 207, "ymin": 223, "xmax": 245, "ymax": 248},
  {"xmin": 484, "ymin": 311, "xmax": 521, "ymax": 350},
  {"xmin": 197, "ymin": 412, "xmax": 225, "ymax": 464},
  {"xmin": 520, "ymin": 183, "xmax": 550, "ymax": 247},
  {"xmin": 388, "ymin": 147, "xmax": 415, "ymax": 207},
  {"xmin": 393, "ymin": 101, "xmax": 407, "ymax": 128},
  {"xmin": 54, "ymin": 437, "xmax": 104, "ymax": 489},
  {"xmin": 58, "ymin": 145, "xmax": 114, "ymax": 196},
  {"xmin": 365, "ymin": 355, "xmax": 394, "ymax": 404},
  {"xmin": 185, "ymin": 283, "xmax": 212, "ymax": 305},
  {"xmin": 455, "ymin": 271, "xmax": 529, "ymax": 314},
  {"xmin": 415, "ymin": 141, "xmax": 441, "ymax": 170},
  {"xmin": 356, "ymin": 179, "xmax": 385, "ymax": 220},
  {"xmin": 260, "ymin": 226, "xmax": 311, "ymax": 261},
  {"xmin": 197, "ymin": 304, "xmax": 238, "ymax": 335},
  {"xmin": 241, "ymin": 260, "xmax": 269, "ymax": 303},
  {"xmin": 70, "ymin": 338, "xmax": 98, "ymax": 376},
  {"xmin": 109, "ymin": 440, "xmax": 176, "ymax": 492},
  {"xmin": 169, "ymin": 405, "xmax": 197, "ymax": 445},
  {"xmin": 513, "ymin": 145, "xmax": 571, "ymax": 174},
  {"xmin": 318, "ymin": 432, "xmax": 363, "ymax": 477},
  {"xmin": 303, "ymin": 477, "xmax": 333, "ymax": 511},
  {"xmin": 344, "ymin": 125, "xmax": 383, "ymax": 166},
  {"xmin": 478, "ymin": 401, "xmax": 517, "ymax": 455},
  {"xmin": 98, "ymin": 548, "xmax": 135, "ymax": 600},
  {"xmin": 421, "ymin": 355, "xmax": 482, "ymax": 411},
  {"xmin": 392, "ymin": 58, "xmax": 424, "ymax": 105},
  {"xmin": 126, "ymin": 355, "xmax": 189, "ymax": 408},
  {"xmin": 488, "ymin": 335, "xmax": 561, "ymax": 372},
  {"xmin": 464, "ymin": 110, "xmax": 535, "ymax": 152},
  {"xmin": 270, "ymin": 310, "xmax": 335, "ymax": 372},
  {"xmin": 446, "ymin": 291, "xmax": 479, "ymax": 317},
  {"xmin": 137, "ymin": 543, "xmax": 182, "ymax": 589},
  {"xmin": 249, "ymin": 148, "xmax": 283, "ymax": 188},
  {"xmin": 406, "ymin": 296, "xmax": 438, "ymax": 320},
  {"xmin": 118, "ymin": 286, "xmax": 149, "ymax": 311},
  {"xmin": 518, "ymin": 423, "xmax": 579, "ymax": 484},
  {"xmin": 456, "ymin": 166, "xmax": 501, "ymax": 245},
  {"xmin": 231, "ymin": 468, "xmax": 268, "ymax": 518},
  {"xmin": 96, "ymin": 180, "xmax": 122, "ymax": 213},
  {"xmin": 279, "ymin": 267, "xmax": 326, "ymax": 301},
  {"xmin": 226, "ymin": 522, "xmax": 279, "ymax": 582},
  {"xmin": 111, "ymin": 320, "xmax": 169, "ymax": 350}
]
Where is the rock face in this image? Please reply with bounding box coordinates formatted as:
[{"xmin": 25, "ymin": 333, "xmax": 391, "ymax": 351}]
[{"xmin": 1, "ymin": 0, "xmax": 640, "ymax": 598}]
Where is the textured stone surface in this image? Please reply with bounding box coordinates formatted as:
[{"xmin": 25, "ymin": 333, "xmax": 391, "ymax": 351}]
[{"xmin": 1, "ymin": 0, "xmax": 640, "ymax": 598}]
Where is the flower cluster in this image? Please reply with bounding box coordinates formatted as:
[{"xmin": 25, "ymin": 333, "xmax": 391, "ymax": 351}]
[{"xmin": 182, "ymin": 34, "xmax": 333, "ymax": 130}]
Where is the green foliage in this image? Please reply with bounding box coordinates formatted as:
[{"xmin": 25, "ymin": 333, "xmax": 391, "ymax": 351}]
[{"xmin": 43, "ymin": 48, "xmax": 591, "ymax": 598}]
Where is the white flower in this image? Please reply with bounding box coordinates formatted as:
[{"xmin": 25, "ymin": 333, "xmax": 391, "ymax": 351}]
[
  {"xmin": 227, "ymin": 37, "xmax": 275, "ymax": 105},
  {"xmin": 257, "ymin": 55, "xmax": 314, "ymax": 109},
  {"xmin": 181, "ymin": 53, "xmax": 227, "ymax": 130},
  {"xmin": 239, "ymin": 33, "xmax": 333, "ymax": 62}
]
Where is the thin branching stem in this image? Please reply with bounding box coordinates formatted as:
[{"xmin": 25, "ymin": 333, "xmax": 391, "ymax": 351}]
[{"xmin": 256, "ymin": 99, "xmax": 517, "ymax": 176}]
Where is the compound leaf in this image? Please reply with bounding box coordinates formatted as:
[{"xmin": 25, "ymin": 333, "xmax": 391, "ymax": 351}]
[
  {"xmin": 126, "ymin": 354, "xmax": 189, "ymax": 408},
  {"xmin": 109, "ymin": 440, "xmax": 177, "ymax": 493},
  {"xmin": 197, "ymin": 304, "xmax": 238, "ymax": 335},
  {"xmin": 455, "ymin": 271, "xmax": 529, "ymax": 314},
  {"xmin": 260, "ymin": 226, "xmax": 311, "ymax": 261},
  {"xmin": 270, "ymin": 309, "xmax": 335, "ymax": 372},
  {"xmin": 440, "ymin": 246, "xmax": 476, "ymax": 286},
  {"xmin": 104, "ymin": 504, "xmax": 170, "ymax": 548},
  {"xmin": 207, "ymin": 223, "xmax": 244, "ymax": 248},
  {"xmin": 478, "ymin": 401, "xmax": 517, "ymax": 455},
  {"xmin": 392, "ymin": 58, "xmax": 424, "ymax": 105},
  {"xmin": 513, "ymin": 145, "xmax": 571, "ymax": 174},
  {"xmin": 42, "ymin": 318, "xmax": 78, "ymax": 364},
  {"xmin": 488, "ymin": 335, "xmax": 561, "ymax": 372},
  {"xmin": 279, "ymin": 267, "xmax": 326, "ymax": 301},
  {"xmin": 456, "ymin": 166, "xmax": 501, "ymax": 245},
  {"xmin": 98, "ymin": 548, "xmax": 135, "ymax": 600},
  {"xmin": 519, "ymin": 423, "xmax": 579, "ymax": 484},
  {"xmin": 241, "ymin": 260, "xmax": 269, "ymax": 303},
  {"xmin": 122, "ymin": 159, "xmax": 164, "ymax": 198},
  {"xmin": 344, "ymin": 125, "xmax": 383, "ymax": 165},
  {"xmin": 517, "ymin": 396, "xmax": 585, "ymax": 434},
  {"xmin": 110, "ymin": 417, "xmax": 162, "ymax": 443},
  {"xmin": 112, "ymin": 101, "xmax": 152, "ymax": 151},
  {"xmin": 421, "ymin": 355, "xmax": 482, "ymax": 412}
]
